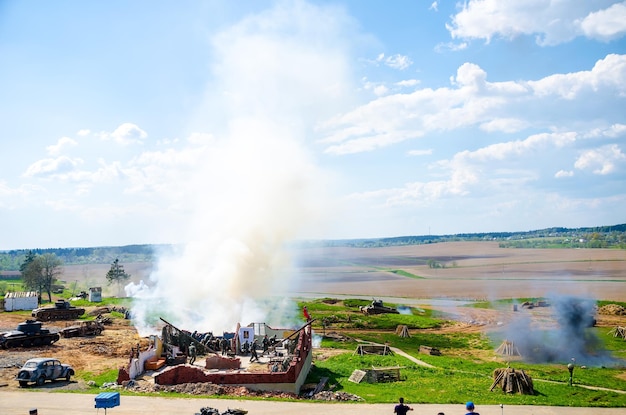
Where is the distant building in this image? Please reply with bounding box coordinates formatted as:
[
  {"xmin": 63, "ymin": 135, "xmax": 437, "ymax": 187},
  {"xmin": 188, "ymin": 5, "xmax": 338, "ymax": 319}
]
[
  {"xmin": 89, "ymin": 287, "xmax": 102, "ymax": 302},
  {"xmin": 4, "ymin": 291, "xmax": 39, "ymax": 311}
]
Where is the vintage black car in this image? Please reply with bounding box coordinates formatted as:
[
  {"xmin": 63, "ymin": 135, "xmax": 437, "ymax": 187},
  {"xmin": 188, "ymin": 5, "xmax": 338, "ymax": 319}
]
[{"xmin": 16, "ymin": 357, "xmax": 74, "ymax": 387}]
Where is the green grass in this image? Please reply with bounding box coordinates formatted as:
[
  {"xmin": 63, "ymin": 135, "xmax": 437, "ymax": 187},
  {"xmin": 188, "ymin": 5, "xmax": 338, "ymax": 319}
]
[
  {"xmin": 79, "ymin": 368, "xmax": 119, "ymax": 387},
  {"xmin": 302, "ymin": 297, "xmax": 626, "ymax": 408},
  {"xmin": 300, "ymin": 299, "xmax": 443, "ymax": 331},
  {"xmin": 308, "ymin": 344, "xmax": 626, "ymax": 407}
]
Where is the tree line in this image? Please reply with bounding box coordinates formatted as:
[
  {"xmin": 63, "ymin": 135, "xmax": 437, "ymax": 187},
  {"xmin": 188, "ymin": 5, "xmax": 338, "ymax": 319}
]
[
  {"xmin": 1, "ymin": 224, "xmax": 624, "ymax": 272},
  {"xmin": 4, "ymin": 252, "xmax": 131, "ymax": 300}
]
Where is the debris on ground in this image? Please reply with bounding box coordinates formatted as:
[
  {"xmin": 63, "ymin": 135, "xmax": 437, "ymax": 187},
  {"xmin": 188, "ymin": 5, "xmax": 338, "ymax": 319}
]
[
  {"xmin": 310, "ymin": 391, "xmax": 363, "ymax": 401},
  {"xmin": 122, "ymin": 381, "xmax": 299, "ymax": 399},
  {"xmin": 599, "ymin": 304, "xmax": 626, "ymax": 316}
]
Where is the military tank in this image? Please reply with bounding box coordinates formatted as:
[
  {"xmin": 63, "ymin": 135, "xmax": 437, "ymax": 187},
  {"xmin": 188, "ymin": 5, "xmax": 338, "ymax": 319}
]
[
  {"xmin": 31, "ymin": 299, "xmax": 85, "ymax": 321},
  {"xmin": 0, "ymin": 320, "xmax": 60, "ymax": 348},
  {"xmin": 360, "ymin": 299, "xmax": 399, "ymax": 315}
]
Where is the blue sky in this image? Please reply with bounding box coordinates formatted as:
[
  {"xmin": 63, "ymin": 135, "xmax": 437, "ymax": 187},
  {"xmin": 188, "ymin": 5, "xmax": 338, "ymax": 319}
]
[{"xmin": 1, "ymin": 0, "xmax": 626, "ymax": 250}]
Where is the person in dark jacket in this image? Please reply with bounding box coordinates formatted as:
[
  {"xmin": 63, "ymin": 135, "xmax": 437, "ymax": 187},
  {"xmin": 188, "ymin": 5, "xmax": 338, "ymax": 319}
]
[{"xmin": 393, "ymin": 397, "xmax": 413, "ymax": 415}]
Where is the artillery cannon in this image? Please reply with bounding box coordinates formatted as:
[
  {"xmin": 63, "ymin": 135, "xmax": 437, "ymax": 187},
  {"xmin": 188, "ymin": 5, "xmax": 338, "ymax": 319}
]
[
  {"xmin": 32, "ymin": 299, "xmax": 85, "ymax": 321},
  {"xmin": 0, "ymin": 320, "xmax": 60, "ymax": 349}
]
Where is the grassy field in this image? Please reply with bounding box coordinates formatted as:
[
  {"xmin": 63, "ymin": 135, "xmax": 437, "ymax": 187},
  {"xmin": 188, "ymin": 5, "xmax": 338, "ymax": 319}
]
[{"xmin": 299, "ymin": 298, "xmax": 626, "ymax": 408}]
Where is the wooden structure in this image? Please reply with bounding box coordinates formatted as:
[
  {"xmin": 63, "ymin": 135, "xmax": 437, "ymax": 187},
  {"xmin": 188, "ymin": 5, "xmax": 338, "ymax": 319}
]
[
  {"xmin": 396, "ymin": 325, "xmax": 410, "ymax": 338},
  {"xmin": 354, "ymin": 343, "xmax": 392, "ymax": 356},
  {"xmin": 495, "ymin": 340, "xmax": 521, "ymax": 356},
  {"xmin": 366, "ymin": 366, "xmax": 404, "ymax": 383},
  {"xmin": 348, "ymin": 369, "xmax": 367, "ymax": 383},
  {"xmin": 610, "ymin": 326, "xmax": 626, "ymax": 339},
  {"xmin": 490, "ymin": 367, "xmax": 534, "ymax": 395}
]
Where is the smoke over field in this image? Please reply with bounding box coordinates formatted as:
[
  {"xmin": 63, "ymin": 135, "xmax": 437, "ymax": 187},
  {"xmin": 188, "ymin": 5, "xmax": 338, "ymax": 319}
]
[
  {"xmin": 124, "ymin": 3, "xmax": 352, "ymax": 336},
  {"xmin": 497, "ymin": 295, "xmax": 619, "ymax": 366}
]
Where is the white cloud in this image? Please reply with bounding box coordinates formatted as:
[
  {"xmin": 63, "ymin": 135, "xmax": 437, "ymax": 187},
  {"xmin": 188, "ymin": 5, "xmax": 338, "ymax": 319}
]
[
  {"xmin": 76, "ymin": 129, "xmax": 91, "ymax": 136},
  {"xmin": 395, "ymin": 79, "xmax": 420, "ymax": 88},
  {"xmin": 349, "ymin": 126, "xmax": 620, "ymax": 211},
  {"xmin": 23, "ymin": 156, "xmax": 83, "ymax": 178},
  {"xmin": 574, "ymin": 144, "xmax": 626, "ymax": 174},
  {"xmin": 407, "ymin": 149, "xmax": 433, "ymax": 156},
  {"xmin": 580, "ymin": 2, "xmax": 626, "ymax": 41},
  {"xmin": 376, "ymin": 53, "xmax": 413, "ymax": 70},
  {"xmin": 320, "ymin": 54, "xmax": 626, "ymax": 155},
  {"xmin": 605, "ymin": 123, "xmax": 626, "ymax": 137},
  {"xmin": 480, "ymin": 118, "xmax": 527, "ymax": 133},
  {"xmin": 373, "ymin": 85, "xmax": 389, "ymax": 96},
  {"xmin": 429, "ymin": 1, "xmax": 438, "ymax": 12},
  {"xmin": 100, "ymin": 123, "xmax": 148, "ymax": 145},
  {"xmin": 46, "ymin": 136, "xmax": 78, "ymax": 156},
  {"xmin": 555, "ymin": 170, "xmax": 574, "ymax": 178},
  {"xmin": 446, "ymin": 0, "xmax": 626, "ymax": 46},
  {"xmin": 186, "ymin": 132, "xmax": 214, "ymax": 145},
  {"xmin": 386, "ymin": 54, "xmax": 412, "ymax": 70},
  {"xmin": 529, "ymin": 54, "xmax": 626, "ymax": 99},
  {"xmin": 435, "ymin": 41, "xmax": 469, "ymax": 52}
]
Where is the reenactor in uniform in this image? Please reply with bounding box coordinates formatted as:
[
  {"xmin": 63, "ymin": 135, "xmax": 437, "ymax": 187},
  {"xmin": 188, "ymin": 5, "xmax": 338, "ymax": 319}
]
[
  {"xmin": 188, "ymin": 343, "xmax": 197, "ymax": 365},
  {"xmin": 262, "ymin": 335, "xmax": 270, "ymax": 354},
  {"xmin": 221, "ymin": 338, "xmax": 228, "ymax": 355},
  {"xmin": 250, "ymin": 340, "xmax": 259, "ymax": 362}
]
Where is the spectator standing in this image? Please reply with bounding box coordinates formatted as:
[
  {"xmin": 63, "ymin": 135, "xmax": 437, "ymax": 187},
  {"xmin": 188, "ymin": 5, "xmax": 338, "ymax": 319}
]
[
  {"xmin": 465, "ymin": 401, "xmax": 480, "ymax": 415},
  {"xmin": 393, "ymin": 397, "xmax": 413, "ymax": 415}
]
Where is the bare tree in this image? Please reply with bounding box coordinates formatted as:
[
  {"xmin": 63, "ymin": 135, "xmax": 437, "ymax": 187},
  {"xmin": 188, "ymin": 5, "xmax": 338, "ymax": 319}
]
[
  {"xmin": 39, "ymin": 253, "xmax": 63, "ymax": 302},
  {"xmin": 20, "ymin": 252, "xmax": 63, "ymax": 302}
]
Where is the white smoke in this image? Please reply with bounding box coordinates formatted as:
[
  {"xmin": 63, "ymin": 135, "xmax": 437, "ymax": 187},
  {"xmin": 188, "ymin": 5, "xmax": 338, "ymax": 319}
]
[{"xmin": 126, "ymin": 2, "xmax": 355, "ymax": 336}]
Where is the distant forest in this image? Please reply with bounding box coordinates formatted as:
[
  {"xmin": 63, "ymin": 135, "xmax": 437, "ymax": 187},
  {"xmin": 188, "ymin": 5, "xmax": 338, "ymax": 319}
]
[{"xmin": 0, "ymin": 224, "xmax": 625, "ymax": 272}]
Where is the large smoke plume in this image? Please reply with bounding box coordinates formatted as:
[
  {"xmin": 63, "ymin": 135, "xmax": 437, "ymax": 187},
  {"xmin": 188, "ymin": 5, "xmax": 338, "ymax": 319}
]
[
  {"xmin": 125, "ymin": 3, "xmax": 353, "ymax": 336},
  {"xmin": 496, "ymin": 294, "xmax": 619, "ymax": 366}
]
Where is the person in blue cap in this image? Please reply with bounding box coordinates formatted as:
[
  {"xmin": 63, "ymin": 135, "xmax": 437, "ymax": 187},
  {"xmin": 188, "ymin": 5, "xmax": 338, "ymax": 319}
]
[{"xmin": 465, "ymin": 401, "xmax": 480, "ymax": 415}]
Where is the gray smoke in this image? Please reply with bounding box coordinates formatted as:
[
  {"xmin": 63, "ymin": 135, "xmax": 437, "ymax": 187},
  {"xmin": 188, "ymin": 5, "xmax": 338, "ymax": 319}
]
[{"xmin": 495, "ymin": 294, "xmax": 619, "ymax": 366}]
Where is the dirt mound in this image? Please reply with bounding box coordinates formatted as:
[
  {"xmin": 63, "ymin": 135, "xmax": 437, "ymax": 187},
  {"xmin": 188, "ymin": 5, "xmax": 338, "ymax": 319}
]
[{"xmin": 598, "ymin": 304, "xmax": 626, "ymax": 315}]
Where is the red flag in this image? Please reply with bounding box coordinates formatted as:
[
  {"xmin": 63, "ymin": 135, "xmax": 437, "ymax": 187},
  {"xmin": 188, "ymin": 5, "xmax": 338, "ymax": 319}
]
[{"xmin": 303, "ymin": 306, "xmax": 311, "ymax": 321}]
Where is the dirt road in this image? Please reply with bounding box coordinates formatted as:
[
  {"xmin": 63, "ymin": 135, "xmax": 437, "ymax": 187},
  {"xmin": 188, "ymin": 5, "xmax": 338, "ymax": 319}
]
[{"xmin": 2, "ymin": 391, "xmax": 626, "ymax": 415}]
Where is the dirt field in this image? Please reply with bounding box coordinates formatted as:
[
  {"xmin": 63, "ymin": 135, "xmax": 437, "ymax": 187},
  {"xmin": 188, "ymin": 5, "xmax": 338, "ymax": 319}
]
[
  {"xmin": 292, "ymin": 242, "xmax": 626, "ymax": 301},
  {"xmin": 1, "ymin": 242, "xmax": 625, "ymax": 394}
]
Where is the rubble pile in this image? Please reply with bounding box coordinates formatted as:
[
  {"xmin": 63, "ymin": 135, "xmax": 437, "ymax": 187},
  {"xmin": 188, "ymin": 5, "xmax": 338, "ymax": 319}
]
[
  {"xmin": 123, "ymin": 380, "xmax": 362, "ymax": 401},
  {"xmin": 598, "ymin": 304, "xmax": 626, "ymax": 315},
  {"xmin": 311, "ymin": 391, "xmax": 363, "ymax": 401},
  {"xmin": 125, "ymin": 381, "xmax": 299, "ymax": 399}
]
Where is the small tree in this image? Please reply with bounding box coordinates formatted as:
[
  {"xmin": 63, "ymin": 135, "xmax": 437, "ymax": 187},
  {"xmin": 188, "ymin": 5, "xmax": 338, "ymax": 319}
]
[
  {"xmin": 21, "ymin": 251, "xmax": 44, "ymax": 300},
  {"xmin": 106, "ymin": 258, "xmax": 130, "ymax": 297},
  {"xmin": 20, "ymin": 252, "xmax": 63, "ymax": 302}
]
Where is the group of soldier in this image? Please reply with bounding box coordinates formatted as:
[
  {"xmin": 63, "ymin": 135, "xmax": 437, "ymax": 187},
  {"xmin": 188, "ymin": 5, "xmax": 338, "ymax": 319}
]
[
  {"xmin": 184, "ymin": 331, "xmax": 288, "ymax": 366},
  {"xmin": 241, "ymin": 334, "xmax": 281, "ymax": 363},
  {"xmin": 188, "ymin": 330, "xmax": 233, "ymax": 354}
]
